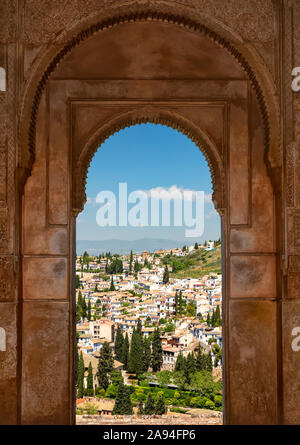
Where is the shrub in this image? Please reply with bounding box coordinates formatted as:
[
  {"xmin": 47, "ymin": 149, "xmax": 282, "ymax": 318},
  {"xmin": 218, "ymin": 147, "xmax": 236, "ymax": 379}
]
[
  {"xmin": 95, "ymin": 387, "xmax": 106, "ymax": 398},
  {"xmin": 204, "ymin": 400, "xmax": 215, "ymax": 410},
  {"xmin": 195, "ymin": 396, "xmax": 209, "ymax": 408},
  {"xmin": 170, "ymin": 407, "xmax": 187, "ymax": 414},
  {"xmin": 214, "ymin": 395, "xmax": 222, "ymax": 407},
  {"xmin": 105, "ymin": 384, "xmax": 118, "ymax": 398},
  {"xmin": 83, "ymin": 403, "xmax": 99, "ymax": 415}
]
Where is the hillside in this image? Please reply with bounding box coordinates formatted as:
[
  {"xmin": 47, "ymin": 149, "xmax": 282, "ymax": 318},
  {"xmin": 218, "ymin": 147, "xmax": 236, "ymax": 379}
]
[{"xmin": 163, "ymin": 245, "xmax": 222, "ymax": 279}]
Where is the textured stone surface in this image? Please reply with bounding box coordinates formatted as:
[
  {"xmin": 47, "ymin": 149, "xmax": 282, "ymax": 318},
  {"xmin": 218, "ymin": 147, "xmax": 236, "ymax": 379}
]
[
  {"xmin": 21, "ymin": 301, "xmax": 70, "ymax": 424},
  {"xmin": 282, "ymin": 300, "xmax": 300, "ymax": 424},
  {"xmin": 23, "ymin": 257, "xmax": 68, "ymax": 300},
  {"xmin": 230, "ymin": 255, "xmax": 276, "ymax": 299},
  {"xmin": 0, "ymin": 303, "xmax": 17, "ymax": 424},
  {"xmin": 228, "ymin": 300, "xmax": 278, "ymax": 424}
]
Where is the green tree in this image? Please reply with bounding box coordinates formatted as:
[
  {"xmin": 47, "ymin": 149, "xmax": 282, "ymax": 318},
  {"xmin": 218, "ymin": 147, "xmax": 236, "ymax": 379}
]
[
  {"xmin": 195, "ymin": 344, "xmax": 205, "ymax": 371},
  {"xmin": 142, "ymin": 336, "xmax": 151, "ymax": 372},
  {"xmin": 77, "ymin": 351, "xmax": 85, "ymax": 398},
  {"xmin": 115, "ymin": 325, "xmax": 124, "ymax": 362},
  {"xmin": 113, "ymin": 383, "xmax": 133, "ymax": 415},
  {"xmin": 86, "ymin": 362, "xmax": 94, "ymax": 397},
  {"xmin": 136, "ymin": 318, "xmax": 142, "ymax": 336},
  {"xmin": 87, "ymin": 299, "xmax": 91, "ymax": 321},
  {"xmin": 184, "ymin": 352, "xmax": 196, "ymax": 384},
  {"xmin": 155, "ymin": 393, "xmax": 167, "ymax": 415},
  {"xmin": 186, "ymin": 301, "xmax": 196, "ymax": 317},
  {"xmin": 121, "ymin": 332, "xmax": 130, "ymax": 370},
  {"xmin": 97, "ymin": 341, "xmax": 114, "ymax": 390},
  {"xmin": 134, "ymin": 260, "xmax": 141, "ymax": 276},
  {"xmin": 129, "ymin": 250, "xmax": 133, "ymax": 274},
  {"xmin": 122, "ymin": 386, "xmax": 133, "ymax": 414},
  {"xmin": 175, "ymin": 352, "xmax": 185, "ymax": 372},
  {"xmin": 76, "ymin": 274, "xmax": 80, "ymax": 289},
  {"xmin": 162, "ymin": 265, "xmax": 169, "ymax": 284},
  {"xmin": 144, "ymin": 393, "xmax": 156, "ymax": 415},
  {"xmin": 110, "ymin": 276, "xmax": 115, "ymax": 291},
  {"xmin": 215, "ymin": 305, "xmax": 221, "ymax": 326},
  {"xmin": 206, "ymin": 351, "xmax": 213, "ymax": 372},
  {"xmin": 212, "ymin": 344, "xmax": 222, "ymax": 367},
  {"xmin": 194, "ymin": 242, "xmax": 199, "ymax": 249},
  {"xmin": 206, "ymin": 313, "xmax": 211, "ymax": 326},
  {"xmin": 128, "ymin": 328, "xmax": 144, "ymax": 376},
  {"xmin": 76, "ymin": 291, "xmax": 83, "ymax": 322},
  {"xmin": 151, "ymin": 328, "xmax": 163, "ymax": 372}
]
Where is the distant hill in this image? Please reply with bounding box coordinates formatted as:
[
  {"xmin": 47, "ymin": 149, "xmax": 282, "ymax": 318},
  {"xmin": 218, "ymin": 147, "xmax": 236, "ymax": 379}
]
[
  {"xmin": 164, "ymin": 245, "xmax": 222, "ymax": 278},
  {"xmin": 76, "ymin": 238, "xmax": 190, "ymax": 255}
]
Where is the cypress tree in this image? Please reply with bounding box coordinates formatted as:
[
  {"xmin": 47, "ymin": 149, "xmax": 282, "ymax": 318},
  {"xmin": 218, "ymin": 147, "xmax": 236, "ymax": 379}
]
[
  {"xmin": 162, "ymin": 265, "xmax": 169, "ymax": 284},
  {"xmin": 144, "ymin": 393, "xmax": 156, "ymax": 415},
  {"xmin": 113, "ymin": 383, "xmax": 133, "ymax": 415},
  {"xmin": 206, "ymin": 351, "xmax": 213, "ymax": 373},
  {"xmin": 115, "ymin": 325, "xmax": 124, "ymax": 362},
  {"xmin": 87, "ymin": 299, "xmax": 91, "ymax": 322},
  {"xmin": 77, "ymin": 351, "xmax": 85, "ymax": 398},
  {"xmin": 195, "ymin": 344, "xmax": 204, "ymax": 371},
  {"xmin": 211, "ymin": 309, "xmax": 216, "ymax": 327},
  {"xmin": 142, "ymin": 336, "xmax": 151, "ymax": 372},
  {"xmin": 86, "ymin": 362, "xmax": 94, "ymax": 397},
  {"xmin": 215, "ymin": 305, "xmax": 221, "ymax": 326},
  {"xmin": 134, "ymin": 260, "xmax": 140, "ymax": 277},
  {"xmin": 151, "ymin": 328, "xmax": 163, "ymax": 372},
  {"xmin": 122, "ymin": 386, "xmax": 133, "ymax": 414},
  {"xmin": 76, "ymin": 291, "xmax": 83, "ymax": 321},
  {"xmin": 113, "ymin": 382, "xmax": 124, "ymax": 414},
  {"xmin": 136, "ymin": 318, "xmax": 142, "ymax": 336},
  {"xmin": 155, "ymin": 394, "xmax": 167, "ymax": 415},
  {"xmin": 97, "ymin": 341, "xmax": 114, "ymax": 390},
  {"xmin": 129, "ymin": 250, "xmax": 133, "ymax": 274},
  {"xmin": 184, "ymin": 353, "xmax": 196, "ymax": 384},
  {"xmin": 121, "ymin": 332, "xmax": 129, "ymax": 369},
  {"xmin": 206, "ymin": 313, "xmax": 211, "ymax": 326},
  {"xmin": 128, "ymin": 328, "xmax": 144, "ymax": 376},
  {"xmin": 175, "ymin": 351, "xmax": 185, "ymax": 372},
  {"xmin": 110, "ymin": 276, "xmax": 115, "ymax": 291},
  {"xmin": 179, "ymin": 290, "xmax": 184, "ymax": 313}
]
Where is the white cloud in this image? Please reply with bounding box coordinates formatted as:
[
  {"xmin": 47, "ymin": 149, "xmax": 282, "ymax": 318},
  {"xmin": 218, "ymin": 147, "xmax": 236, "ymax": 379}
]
[{"xmin": 141, "ymin": 185, "xmax": 212, "ymax": 203}]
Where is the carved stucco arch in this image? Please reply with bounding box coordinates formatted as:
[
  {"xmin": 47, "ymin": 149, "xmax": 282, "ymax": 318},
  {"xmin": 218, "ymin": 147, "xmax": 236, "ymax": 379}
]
[
  {"xmin": 18, "ymin": 4, "xmax": 281, "ymax": 184},
  {"xmin": 73, "ymin": 107, "xmax": 225, "ymax": 216}
]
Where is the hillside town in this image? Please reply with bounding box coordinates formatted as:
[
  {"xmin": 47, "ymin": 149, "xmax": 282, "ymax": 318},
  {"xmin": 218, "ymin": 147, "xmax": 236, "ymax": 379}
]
[{"xmin": 75, "ymin": 241, "xmax": 223, "ymax": 422}]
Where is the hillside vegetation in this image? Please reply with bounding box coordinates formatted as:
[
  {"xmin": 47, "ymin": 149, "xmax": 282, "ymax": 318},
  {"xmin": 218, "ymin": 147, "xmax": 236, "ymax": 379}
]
[{"xmin": 162, "ymin": 245, "xmax": 222, "ymax": 279}]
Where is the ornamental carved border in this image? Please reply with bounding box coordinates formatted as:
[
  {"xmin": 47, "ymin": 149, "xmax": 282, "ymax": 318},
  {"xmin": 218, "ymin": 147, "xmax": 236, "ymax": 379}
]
[
  {"xmin": 19, "ymin": 8, "xmax": 281, "ymax": 187},
  {"xmin": 73, "ymin": 107, "xmax": 225, "ymax": 216}
]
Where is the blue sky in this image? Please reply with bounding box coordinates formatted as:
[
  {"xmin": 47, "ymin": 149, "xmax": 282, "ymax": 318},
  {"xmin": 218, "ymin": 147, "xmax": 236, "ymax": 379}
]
[{"xmin": 77, "ymin": 123, "xmax": 220, "ymax": 244}]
